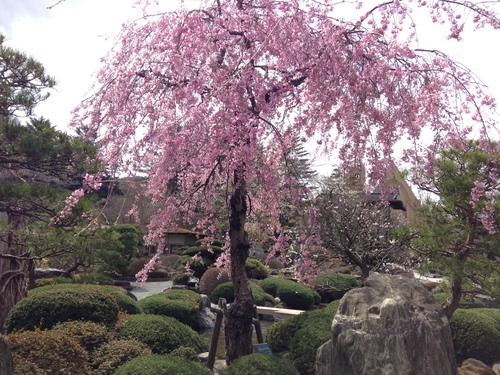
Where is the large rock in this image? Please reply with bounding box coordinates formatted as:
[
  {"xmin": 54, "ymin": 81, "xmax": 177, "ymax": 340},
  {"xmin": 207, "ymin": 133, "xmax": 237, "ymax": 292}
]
[
  {"xmin": 458, "ymin": 358, "xmax": 496, "ymax": 375},
  {"xmin": 316, "ymin": 274, "xmax": 456, "ymax": 375}
]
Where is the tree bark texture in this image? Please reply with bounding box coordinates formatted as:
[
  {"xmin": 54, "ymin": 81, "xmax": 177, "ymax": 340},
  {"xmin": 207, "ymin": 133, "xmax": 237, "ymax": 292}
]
[{"xmin": 224, "ymin": 170, "xmax": 254, "ymax": 364}]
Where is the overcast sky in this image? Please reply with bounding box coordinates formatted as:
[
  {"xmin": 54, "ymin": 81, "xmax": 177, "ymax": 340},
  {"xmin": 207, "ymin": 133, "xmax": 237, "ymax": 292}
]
[{"xmin": 2, "ymin": 0, "xmax": 500, "ymax": 142}]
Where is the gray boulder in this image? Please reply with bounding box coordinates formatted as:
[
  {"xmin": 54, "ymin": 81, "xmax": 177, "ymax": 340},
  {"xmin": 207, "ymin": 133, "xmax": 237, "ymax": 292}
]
[{"xmin": 316, "ymin": 274, "xmax": 456, "ymax": 375}]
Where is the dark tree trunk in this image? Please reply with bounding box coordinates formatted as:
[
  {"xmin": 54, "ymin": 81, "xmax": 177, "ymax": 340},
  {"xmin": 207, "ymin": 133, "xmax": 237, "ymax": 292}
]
[
  {"xmin": 224, "ymin": 170, "xmax": 254, "ymax": 365},
  {"xmin": 0, "ymin": 254, "xmax": 32, "ymax": 334},
  {"xmin": 443, "ymin": 276, "xmax": 462, "ymax": 320}
]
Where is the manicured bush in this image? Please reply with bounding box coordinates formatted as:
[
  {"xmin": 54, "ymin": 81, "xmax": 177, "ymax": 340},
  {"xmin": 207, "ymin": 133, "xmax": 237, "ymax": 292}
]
[
  {"xmin": 5, "ymin": 329, "xmax": 91, "ymax": 375},
  {"xmin": 246, "ymin": 258, "xmax": 269, "ymax": 279},
  {"xmin": 170, "ymin": 346, "xmax": 199, "ymax": 360},
  {"xmin": 29, "ymin": 283, "xmax": 142, "ymax": 315},
  {"xmin": 147, "ymin": 268, "xmax": 169, "ymax": 279},
  {"xmin": 220, "ymin": 353, "xmax": 299, "ymax": 375},
  {"xmin": 161, "ymin": 254, "xmax": 182, "ymax": 269},
  {"xmin": 128, "ymin": 258, "xmax": 152, "ymax": 275},
  {"xmin": 158, "ymin": 288, "xmax": 203, "ymax": 308},
  {"xmin": 117, "ymin": 314, "xmax": 209, "ymax": 354},
  {"xmin": 5, "ymin": 288, "xmax": 119, "ymax": 332},
  {"xmin": 199, "ymin": 267, "xmax": 230, "ymax": 294},
  {"xmin": 266, "ymin": 257, "xmax": 285, "ymax": 270},
  {"xmin": 114, "ymin": 354, "xmax": 212, "ymax": 375},
  {"xmin": 52, "ymin": 320, "xmax": 112, "ymax": 353},
  {"xmin": 210, "ymin": 281, "xmax": 274, "ymax": 306},
  {"xmin": 450, "ymin": 308, "xmax": 500, "ymax": 365},
  {"xmin": 261, "ymin": 277, "xmax": 316, "ymax": 310},
  {"xmin": 91, "ymin": 339, "xmax": 152, "ymax": 375},
  {"xmin": 265, "ymin": 300, "xmax": 340, "ymax": 375},
  {"xmin": 179, "ymin": 255, "xmax": 214, "ymax": 278},
  {"xmin": 172, "ymin": 272, "xmax": 192, "ymax": 285},
  {"xmin": 312, "ymin": 273, "xmax": 360, "ymax": 303},
  {"xmin": 138, "ymin": 297, "xmax": 199, "ymax": 329}
]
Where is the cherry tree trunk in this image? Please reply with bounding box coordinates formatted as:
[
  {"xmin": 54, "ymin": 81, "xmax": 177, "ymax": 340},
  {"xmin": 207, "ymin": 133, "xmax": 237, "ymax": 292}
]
[{"xmin": 224, "ymin": 172, "xmax": 254, "ymax": 364}]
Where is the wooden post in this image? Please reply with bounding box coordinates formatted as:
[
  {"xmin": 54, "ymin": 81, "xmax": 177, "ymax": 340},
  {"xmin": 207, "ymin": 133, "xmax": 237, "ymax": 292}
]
[
  {"xmin": 207, "ymin": 298, "xmax": 226, "ymax": 370},
  {"xmin": 253, "ymin": 305, "xmax": 264, "ymax": 344}
]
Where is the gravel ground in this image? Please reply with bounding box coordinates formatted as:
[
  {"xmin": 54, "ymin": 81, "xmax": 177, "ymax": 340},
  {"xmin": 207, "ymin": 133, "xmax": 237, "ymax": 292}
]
[{"xmin": 129, "ymin": 281, "xmax": 173, "ymax": 300}]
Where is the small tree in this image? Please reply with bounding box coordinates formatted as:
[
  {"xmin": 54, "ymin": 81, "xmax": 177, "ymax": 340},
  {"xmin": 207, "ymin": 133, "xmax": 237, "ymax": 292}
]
[
  {"xmin": 315, "ymin": 175, "xmax": 411, "ymax": 281},
  {"xmin": 413, "ymin": 140, "xmax": 500, "ymax": 319},
  {"xmin": 71, "ymin": 0, "xmax": 500, "ymax": 363}
]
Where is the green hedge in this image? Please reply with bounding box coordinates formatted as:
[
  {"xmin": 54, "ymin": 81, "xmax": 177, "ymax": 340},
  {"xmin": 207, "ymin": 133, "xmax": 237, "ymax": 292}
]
[
  {"xmin": 5, "ymin": 329, "xmax": 91, "ymax": 375},
  {"xmin": 265, "ymin": 300, "xmax": 340, "ymax": 375},
  {"xmin": 5, "ymin": 288, "xmax": 119, "ymax": 332},
  {"xmin": 29, "ymin": 283, "xmax": 142, "ymax": 315},
  {"xmin": 450, "ymin": 308, "xmax": 500, "ymax": 365},
  {"xmin": 260, "ymin": 277, "xmax": 316, "ymax": 310},
  {"xmin": 91, "ymin": 339, "xmax": 152, "ymax": 375},
  {"xmin": 312, "ymin": 273, "xmax": 360, "ymax": 302},
  {"xmin": 220, "ymin": 353, "xmax": 299, "ymax": 375},
  {"xmin": 118, "ymin": 314, "xmax": 209, "ymax": 355},
  {"xmin": 210, "ymin": 281, "xmax": 274, "ymax": 306},
  {"xmin": 114, "ymin": 354, "xmax": 212, "ymax": 375},
  {"xmin": 245, "ymin": 258, "xmax": 269, "ymax": 279}
]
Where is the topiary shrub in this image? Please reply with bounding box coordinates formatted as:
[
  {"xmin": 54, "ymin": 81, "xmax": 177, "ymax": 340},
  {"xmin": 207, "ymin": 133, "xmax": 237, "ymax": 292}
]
[
  {"xmin": 261, "ymin": 277, "xmax": 316, "ymax": 310},
  {"xmin": 5, "ymin": 288, "xmax": 119, "ymax": 332},
  {"xmin": 220, "ymin": 353, "xmax": 299, "ymax": 375},
  {"xmin": 210, "ymin": 281, "xmax": 273, "ymax": 306},
  {"xmin": 266, "ymin": 257, "xmax": 285, "ymax": 270},
  {"xmin": 114, "ymin": 354, "xmax": 212, "ymax": 375},
  {"xmin": 199, "ymin": 267, "xmax": 230, "ymax": 295},
  {"xmin": 170, "ymin": 346, "xmax": 199, "ymax": 361},
  {"xmin": 161, "ymin": 254, "xmax": 182, "ymax": 269},
  {"xmin": 179, "ymin": 255, "xmax": 214, "ymax": 278},
  {"xmin": 5, "ymin": 329, "xmax": 91, "ymax": 375},
  {"xmin": 117, "ymin": 314, "xmax": 209, "ymax": 354},
  {"xmin": 172, "ymin": 272, "xmax": 192, "ymax": 286},
  {"xmin": 52, "ymin": 320, "xmax": 112, "ymax": 353},
  {"xmin": 29, "ymin": 283, "xmax": 142, "ymax": 315},
  {"xmin": 265, "ymin": 300, "xmax": 340, "ymax": 375},
  {"xmin": 74, "ymin": 271, "xmax": 115, "ymax": 285},
  {"xmin": 450, "ymin": 308, "xmax": 500, "ymax": 365},
  {"xmin": 312, "ymin": 273, "xmax": 360, "ymax": 303},
  {"xmin": 91, "ymin": 339, "xmax": 152, "ymax": 375},
  {"xmin": 138, "ymin": 297, "xmax": 199, "ymax": 329},
  {"xmin": 147, "ymin": 268, "xmax": 169, "ymax": 279},
  {"xmin": 246, "ymin": 258, "xmax": 269, "ymax": 279},
  {"xmin": 210, "ymin": 281, "xmax": 236, "ymax": 304},
  {"xmin": 128, "ymin": 258, "xmax": 152, "ymax": 275}
]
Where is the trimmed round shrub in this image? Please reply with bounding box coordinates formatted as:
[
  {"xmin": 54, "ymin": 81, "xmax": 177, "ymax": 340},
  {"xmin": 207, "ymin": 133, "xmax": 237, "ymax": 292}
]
[
  {"xmin": 450, "ymin": 308, "xmax": 500, "ymax": 365},
  {"xmin": 161, "ymin": 254, "xmax": 182, "ymax": 269},
  {"xmin": 170, "ymin": 346, "xmax": 199, "ymax": 360},
  {"xmin": 210, "ymin": 281, "xmax": 274, "ymax": 306},
  {"xmin": 138, "ymin": 297, "xmax": 199, "ymax": 329},
  {"xmin": 199, "ymin": 267, "xmax": 230, "ymax": 294},
  {"xmin": 74, "ymin": 271, "xmax": 115, "ymax": 285},
  {"xmin": 52, "ymin": 320, "xmax": 112, "ymax": 353},
  {"xmin": 158, "ymin": 288, "xmax": 203, "ymax": 308},
  {"xmin": 117, "ymin": 314, "xmax": 209, "ymax": 354},
  {"xmin": 5, "ymin": 288, "xmax": 119, "ymax": 332},
  {"xmin": 179, "ymin": 255, "xmax": 214, "ymax": 278},
  {"xmin": 91, "ymin": 339, "xmax": 152, "ymax": 375},
  {"xmin": 147, "ymin": 268, "xmax": 169, "ymax": 279},
  {"xmin": 172, "ymin": 272, "xmax": 192, "ymax": 285},
  {"xmin": 312, "ymin": 273, "xmax": 360, "ymax": 303},
  {"xmin": 220, "ymin": 353, "xmax": 299, "ymax": 375},
  {"xmin": 210, "ymin": 281, "xmax": 236, "ymax": 304},
  {"xmin": 29, "ymin": 283, "xmax": 142, "ymax": 315},
  {"xmin": 5, "ymin": 329, "xmax": 91, "ymax": 375},
  {"xmin": 265, "ymin": 300, "xmax": 340, "ymax": 374},
  {"xmin": 266, "ymin": 257, "xmax": 285, "ymax": 270},
  {"xmin": 246, "ymin": 258, "xmax": 269, "ymax": 279},
  {"xmin": 114, "ymin": 354, "xmax": 212, "ymax": 375},
  {"xmin": 128, "ymin": 258, "xmax": 151, "ymax": 275},
  {"xmin": 261, "ymin": 277, "xmax": 316, "ymax": 310}
]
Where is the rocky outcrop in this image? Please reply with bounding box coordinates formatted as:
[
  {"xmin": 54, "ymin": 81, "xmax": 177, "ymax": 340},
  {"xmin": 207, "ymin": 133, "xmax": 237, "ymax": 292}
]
[
  {"xmin": 316, "ymin": 274, "xmax": 456, "ymax": 375},
  {"xmin": 458, "ymin": 359, "xmax": 496, "ymax": 375}
]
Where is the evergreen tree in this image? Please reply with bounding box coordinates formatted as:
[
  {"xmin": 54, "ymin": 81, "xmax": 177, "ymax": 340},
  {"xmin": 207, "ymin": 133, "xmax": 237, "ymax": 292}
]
[{"xmin": 413, "ymin": 140, "xmax": 500, "ymax": 319}]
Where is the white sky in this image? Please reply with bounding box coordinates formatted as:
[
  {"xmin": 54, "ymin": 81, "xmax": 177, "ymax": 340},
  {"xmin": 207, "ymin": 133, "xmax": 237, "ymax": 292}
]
[{"xmin": 1, "ymin": 0, "xmax": 500, "ymax": 161}]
